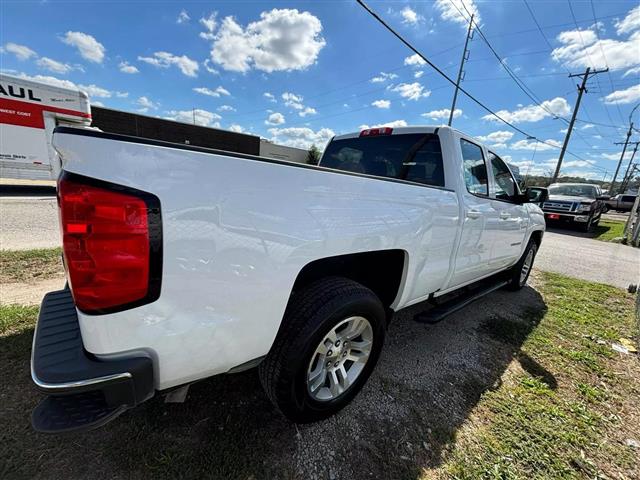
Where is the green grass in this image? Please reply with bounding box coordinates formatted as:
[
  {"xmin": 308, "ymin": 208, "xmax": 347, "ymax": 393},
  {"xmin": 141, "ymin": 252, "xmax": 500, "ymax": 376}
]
[
  {"xmin": 0, "ymin": 248, "xmax": 63, "ymax": 283},
  {"xmin": 440, "ymin": 272, "xmax": 638, "ymax": 480},
  {"xmin": 592, "ymin": 220, "xmax": 625, "ymax": 242}
]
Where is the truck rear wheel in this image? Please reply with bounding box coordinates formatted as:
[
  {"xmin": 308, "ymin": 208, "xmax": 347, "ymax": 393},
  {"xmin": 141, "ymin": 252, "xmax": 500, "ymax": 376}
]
[
  {"xmin": 258, "ymin": 277, "xmax": 386, "ymax": 423},
  {"xmin": 506, "ymin": 240, "xmax": 538, "ymax": 291}
]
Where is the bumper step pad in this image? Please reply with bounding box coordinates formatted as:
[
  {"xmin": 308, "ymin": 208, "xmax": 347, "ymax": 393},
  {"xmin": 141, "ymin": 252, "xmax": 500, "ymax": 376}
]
[
  {"xmin": 31, "ymin": 290, "xmax": 154, "ymax": 434},
  {"xmin": 32, "ymin": 391, "xmax": 127, "ymax": 433}
]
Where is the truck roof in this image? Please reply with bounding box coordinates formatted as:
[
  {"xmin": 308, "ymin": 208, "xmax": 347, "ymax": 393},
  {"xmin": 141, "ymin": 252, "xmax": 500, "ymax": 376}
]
[{"xmin": 332, "ymin": 125, "xmax": 446, "ymax": 141}]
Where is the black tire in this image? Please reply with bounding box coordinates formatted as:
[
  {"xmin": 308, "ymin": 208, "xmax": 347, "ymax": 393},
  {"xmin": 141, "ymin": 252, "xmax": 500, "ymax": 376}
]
[
  {"xmin": 505, "ymin": 240, "xmax": 538, "ymax": 291},
  {"xmin": 580, "ymin": 216, "xmax": 594, "ymax": 232},
  {"xmin": 258, "ymin": 277, "xmax": 386, "ymax": 423}
]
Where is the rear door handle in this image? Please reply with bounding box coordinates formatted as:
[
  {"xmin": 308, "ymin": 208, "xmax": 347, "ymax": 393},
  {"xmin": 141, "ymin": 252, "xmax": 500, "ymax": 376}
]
[
  {"xmin": 499, "ymin": 212, "xmax": 511, "ymax": 220},
  {"xmin": 467, "ymin": 209, "xmax": 481, "ymax": 219}
]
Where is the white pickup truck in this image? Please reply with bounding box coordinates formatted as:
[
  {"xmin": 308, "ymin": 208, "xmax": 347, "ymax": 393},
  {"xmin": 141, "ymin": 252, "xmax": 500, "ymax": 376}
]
[{"xmin": 30, "ymin": 125, "xmax": 546, "ymax": 433}]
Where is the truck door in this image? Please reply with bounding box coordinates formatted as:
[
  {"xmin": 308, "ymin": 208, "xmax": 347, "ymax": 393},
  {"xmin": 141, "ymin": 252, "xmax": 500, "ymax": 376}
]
[
  {"xmin": 448, "ymin": 138, "xmax": 500, "ymax": 287},
  {"xmin": 486, "ymin": 151, "xmax": 528, "ymax": 268}
]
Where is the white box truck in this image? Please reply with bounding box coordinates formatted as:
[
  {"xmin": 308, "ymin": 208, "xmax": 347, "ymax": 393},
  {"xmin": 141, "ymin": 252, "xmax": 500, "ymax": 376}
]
[{"xmin": 0, "ymin": 73, "xmax": 92, "ymax": 181}]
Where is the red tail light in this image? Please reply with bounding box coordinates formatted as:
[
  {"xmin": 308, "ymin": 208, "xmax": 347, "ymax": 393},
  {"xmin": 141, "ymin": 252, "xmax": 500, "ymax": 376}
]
[
  {"xmin": 58, "ymin": 173, "xmax": 162, "ymax": 314},
  {"xmin": 360, "ymin": 127, "xmax": 393, "ymax": 137}
]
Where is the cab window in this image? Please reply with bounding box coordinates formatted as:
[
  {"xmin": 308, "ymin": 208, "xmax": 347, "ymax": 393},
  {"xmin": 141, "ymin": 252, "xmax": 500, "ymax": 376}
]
[
  {"xmin": 321, "ymin": 133, "xmax": 444, "ymax": 187},
  {"xmin": 488, "ymin": 151, "xmax": 518, "ymax": 202},
  {"xmin": 460, "ymin": 138, "xmax": 488, "ymax": 196}
]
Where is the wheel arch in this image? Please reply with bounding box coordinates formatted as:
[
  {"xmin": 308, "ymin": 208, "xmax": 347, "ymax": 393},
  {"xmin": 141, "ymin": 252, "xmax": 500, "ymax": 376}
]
[{"xmin": 290, "ymin": 249, "xmax": 408, "ymax": 311}]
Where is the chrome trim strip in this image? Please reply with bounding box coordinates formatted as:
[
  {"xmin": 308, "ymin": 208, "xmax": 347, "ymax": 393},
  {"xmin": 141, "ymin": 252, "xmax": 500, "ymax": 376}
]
[{"xmin": 30, "ymin": 313, "xmax": 132, "ymax": 391}]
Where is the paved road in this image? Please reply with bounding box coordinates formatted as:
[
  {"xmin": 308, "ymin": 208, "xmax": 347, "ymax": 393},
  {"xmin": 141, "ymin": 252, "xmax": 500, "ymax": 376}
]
[
  {"xmin": 1, "ymin": 188, "xmax": 638, "ymax": 288},
  {"xmin": 0, "ymin": 189, "xmax": 59, "ymax": 250},
  {"xmin": 536, "ymin": 229, "xmax": 639, "ymax": 289}
]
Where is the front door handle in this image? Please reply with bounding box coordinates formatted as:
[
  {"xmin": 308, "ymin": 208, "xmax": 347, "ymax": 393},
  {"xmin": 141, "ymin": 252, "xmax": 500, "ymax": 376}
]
[
  {"xmin": 499, "ymin": 212, "xmax": 511, "ymax": 220},
  {"xmin": 467, "ymin": 209, "xmax": 481, "ymax": 219}
]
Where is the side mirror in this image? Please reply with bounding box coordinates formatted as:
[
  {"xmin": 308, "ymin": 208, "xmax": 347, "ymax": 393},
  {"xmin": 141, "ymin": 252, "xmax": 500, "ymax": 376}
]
[{"xmin": 524, "ymin": 187, "xmax": 548, "ymax": 204}]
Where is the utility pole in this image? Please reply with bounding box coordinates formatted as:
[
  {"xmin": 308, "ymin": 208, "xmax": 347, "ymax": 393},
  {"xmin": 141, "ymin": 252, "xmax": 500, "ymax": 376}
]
[
  {"xmin": 611, "ymin": 123, "xmax": 633, "ymax": 193},
  {"xmin": 619, "ymin": 141, "xmax": 639, "ymax": 194},
  {"xmin": 448, "ymin": 14, "xmax": 474, "ymax": 126},
  {"xmin": 551, "ymin": 67, "xmax": 609, "ymax": 183}
]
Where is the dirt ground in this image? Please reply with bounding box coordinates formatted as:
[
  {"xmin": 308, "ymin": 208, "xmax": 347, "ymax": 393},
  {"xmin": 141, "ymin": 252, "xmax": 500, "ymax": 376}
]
[{"xmin": 2, "ymin": 274, "xmax": 553, "ymax": 480}]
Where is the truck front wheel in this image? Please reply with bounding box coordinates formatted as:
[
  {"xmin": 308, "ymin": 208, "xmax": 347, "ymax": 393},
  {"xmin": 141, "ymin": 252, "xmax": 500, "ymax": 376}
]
[
  {"xmin": 259, "ymin": 277, "xmax": 386, "ymax": 423},
  {"xmin": 506, "ymin": 240, "xmax": 538, "ymax": 291}
]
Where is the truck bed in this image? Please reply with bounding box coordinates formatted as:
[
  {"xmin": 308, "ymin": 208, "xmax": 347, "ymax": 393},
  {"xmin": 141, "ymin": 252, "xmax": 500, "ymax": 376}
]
[{"xmin": 52, "ymin": 126, "xmax": 460, "ymax": 390}]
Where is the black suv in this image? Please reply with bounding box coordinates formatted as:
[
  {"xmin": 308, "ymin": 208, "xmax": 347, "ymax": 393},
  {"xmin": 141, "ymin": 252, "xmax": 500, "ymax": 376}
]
[{"xmin": 541, "ymin": 183, "xmax": 607, "ymax": 232}]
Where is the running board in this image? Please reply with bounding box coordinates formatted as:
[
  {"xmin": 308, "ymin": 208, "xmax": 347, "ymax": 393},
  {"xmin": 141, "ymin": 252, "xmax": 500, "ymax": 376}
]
[{"xmin": 414, "ymin": 279, "xmax": 509, "ymax": 324}]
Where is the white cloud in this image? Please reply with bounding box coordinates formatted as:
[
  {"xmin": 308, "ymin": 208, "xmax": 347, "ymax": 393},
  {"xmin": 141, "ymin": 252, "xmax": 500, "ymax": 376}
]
[
  {"xmin": 580, "ymin": 123, "xmax": 594, "ymax": 129},
  {"xmin": 115, "ymin": 91, "xmax": 128, "ymax": 98},
  {"xmin": 207, "ymin": 9, "xmax": 326, "ymax": 73},
  {"xmin": 299, "ymin": 106, "xmax": 317, "ymax": 117},
  {"xmin": 3, "ymin": 42, "xmax": 36, "ymax": 61},
  {"xmin": 511, "ymin": 139, "xmax": 562, "ymax": 151},
  {"xmin": 404, "ymin": 54, "xmax": 426, "ymax": 66},
  {"xmin": 91, "ymin": 101, "xmax": 105, "ymax": 107},
  {"xmin": 76, "ymin": 84, "xmax": 111, "ymax": 98},
  {"xmin": 476, "ymin": 130, "xmax": 515, "ymax": 144},
  {"xmin": 371, "ymin": 99, "xmax": 391, "ymax": 109},
  {"xmin": 119, "ymin": 61, "xmax": 139, "ymax": 74},
  {"xmin": 166, "ymin": 109, "xmax": 221, "ymax": 127},
  {"xmin": 370, "ymin": 71, "xmax": 398, "ymax": 83},
  {"xmin": 36, "ymin": 57, "xmax": 73, "ymax": 74},
  {"xmin": 138, "ymin": 51, "xmax": 199, "ymax": 77},
  {"xmin": 282, "ymin": 92, "xmax": 304, "ymax": 109},
  {"xmin": 615, "ymin": 5, "xmax": 640, "ymax": 35},
  {"xmin": 61, "ymin": 31, "xmax": 105, "ymax": 63},
  {"xmin": 421, "ymin": 108, "xmax": 461, "ymax": 120},
  {"xmin": 623, "ymin": 65, "xmax": 640, "ymax": 78},
  {"xmin": 137, "ymin": 96, "xmax": 158, "ymax": 109},
  {"xmin": 199, "ymin": 12, "xmax": 218, "ymax": 40},
  {"xmin": 218, "ymin": 105, "xmax": 235, "ymax": 112},
  {"xmin": 265, "ymin": 112, "xmax": 286, "ymax": 125},
  {"xmin": 401, "ymin": 6, "xmax": 423, "ymax": 25},
  {"xmin": 359, "ymin": 120, "xmax": 408, "ymax": 130},
  {"xmin": 177, "ymin": 9, "xmax": 190, "ymax": 24},
  {"xmin": 390, "ymin": 82, "xmax": 430, "ymax": 101},
  {"xmin": 264, "ymin": 92, "xmax": 276, "ymax": 102},
  {"xmin": 602, "ymin": 151, "xmax": 632, "ymax": 160},
  {"xmin": 193, "ymin": 86, "xmax": 230, "ymax": 97},
  {"xmin": 414, "ymin": 70, "xmax": 424, "ymax": 79},
  {"xmin": 228, "ymin": 124, "xmax": 245, "ymax": 133},
  {"xmin": 203, "ymin": 59, "xmax": 219, "ymax": 75},
  {"xmin": 551, "ymin": 25, "xmax": 640, "ymax": 71},
  {"xmin": 12, "ymin": 73, "xmax": 77, "ymax": 90},
  {"xmin": 268, "ymin": 126, "xmax": 334, "ymax": 149},
  {"xmin": 483, "ymin": 97, "xmax": 571, "ymax": 123},
  {"xmin": 435, "ymin": 0, "xmax": 481, "ymax": 26},
  {"xmin": 602, "ymin": 84, "xmax": 640, "ymax": 105}
]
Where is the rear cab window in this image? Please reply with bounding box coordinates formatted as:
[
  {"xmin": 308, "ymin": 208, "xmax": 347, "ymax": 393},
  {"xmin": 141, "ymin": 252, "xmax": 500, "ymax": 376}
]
[{"xmin": 320, "ymin": 133, "xmax": 445, "ymax": 187}]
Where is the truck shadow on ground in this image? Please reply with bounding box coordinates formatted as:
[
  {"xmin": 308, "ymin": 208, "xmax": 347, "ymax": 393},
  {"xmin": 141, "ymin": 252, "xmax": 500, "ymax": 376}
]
[{"xmin": 3, "ymin": 285, "xmax": 549, "ymax": 480}]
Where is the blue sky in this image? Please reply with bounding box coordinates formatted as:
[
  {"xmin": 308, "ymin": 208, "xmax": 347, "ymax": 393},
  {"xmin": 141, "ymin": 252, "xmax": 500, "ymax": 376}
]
[{"xmin": 1, "ymin": 0, "xmax": 639, "ymax": 180}]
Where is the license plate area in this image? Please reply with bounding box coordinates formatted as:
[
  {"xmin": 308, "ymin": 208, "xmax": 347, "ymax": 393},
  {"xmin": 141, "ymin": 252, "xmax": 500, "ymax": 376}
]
[{"xmin": 546, "ymin": 213, "xmax": 560, "ymax": 220}]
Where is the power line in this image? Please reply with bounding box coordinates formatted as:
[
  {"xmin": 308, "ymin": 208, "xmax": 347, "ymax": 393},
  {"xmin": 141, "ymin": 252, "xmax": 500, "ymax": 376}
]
[{"xmin": 355, "ymin": 0, "xmax": 594, "ymax": 163}]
